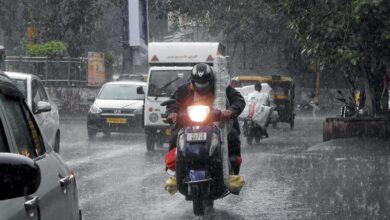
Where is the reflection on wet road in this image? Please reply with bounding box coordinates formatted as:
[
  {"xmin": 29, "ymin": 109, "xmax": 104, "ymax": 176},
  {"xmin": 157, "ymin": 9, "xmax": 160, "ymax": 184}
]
[{"xmin": 60, "ymin": 116, "xmax": 390, "ymax": 219}]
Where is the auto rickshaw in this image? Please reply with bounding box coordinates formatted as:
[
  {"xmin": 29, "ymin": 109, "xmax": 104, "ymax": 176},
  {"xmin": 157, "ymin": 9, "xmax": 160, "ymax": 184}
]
[{"xmin": 231, "ymin": 75, "xmax": 295, "ymax": 129}]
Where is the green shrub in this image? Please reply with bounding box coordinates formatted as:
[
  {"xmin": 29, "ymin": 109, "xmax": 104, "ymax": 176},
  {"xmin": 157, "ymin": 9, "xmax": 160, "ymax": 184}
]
[{"xmin": 27, "ymin": 41, "xmax": 67, "ymax": 57}]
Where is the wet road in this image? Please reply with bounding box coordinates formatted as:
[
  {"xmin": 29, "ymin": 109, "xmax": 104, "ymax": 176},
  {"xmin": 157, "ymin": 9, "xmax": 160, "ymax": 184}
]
[{"xmin": 60, "ymin": 116, "xmax": 390, "ymax": 219}]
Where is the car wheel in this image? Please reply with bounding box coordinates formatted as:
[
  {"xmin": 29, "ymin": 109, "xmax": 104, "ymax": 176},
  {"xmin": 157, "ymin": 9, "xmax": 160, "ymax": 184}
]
[
  {"xmin": 146, "ymin": 136, "xmax": 155, "ymax": 151},
  {"xmin": 290, "ymin": 118, "xmax": 295, "ymax": 130},
  {"xmin": 53, "ymin": 131, "xmax": 60, "ymax": 153},
  {"xmin": 88, "ymin": 128, "xmax": 97, "ymax": 140},
  {"xmin": 156, "ymin": 138, "xmax": 163, "ymax": 148}
]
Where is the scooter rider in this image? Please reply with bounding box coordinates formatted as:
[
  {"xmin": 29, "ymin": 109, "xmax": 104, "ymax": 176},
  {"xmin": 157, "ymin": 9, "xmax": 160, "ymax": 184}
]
[
  {"xmin": 244, "ymin": 81, "xmax": 273, "ymax": 138},
  {"xmin": 166, "ymin": 63, "xmax": 246, "ymax": 175}
]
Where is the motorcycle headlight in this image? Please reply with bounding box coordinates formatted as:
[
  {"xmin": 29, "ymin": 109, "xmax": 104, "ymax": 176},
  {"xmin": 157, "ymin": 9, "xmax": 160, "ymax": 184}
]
[
  {"xmin": 209, "ymin": 132, "xmax": 219, "ymax": 156},
  {"xmin": 178, "ymin": 133, "xmax": 185, "ymax": 151},
  {"xmin": 89, "ymin": 104, "xmax": 102, "ymax": 114},
  {"xmin": 187, "ymin": 105, "xmax": 210, "ymax": 122}
]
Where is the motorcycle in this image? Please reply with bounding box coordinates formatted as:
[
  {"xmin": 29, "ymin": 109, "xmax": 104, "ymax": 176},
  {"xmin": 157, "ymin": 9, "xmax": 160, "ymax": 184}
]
[
  {"xmin": 243, "ymin": 119, "xmax": 267, "ymax": 145},
  {"xmin": 335, "ymin": 90, "xmax": 358, "ymax": 117},
  {"xmin": 161, "ymin": 99, "xmax": 237, "ymax": 216}
]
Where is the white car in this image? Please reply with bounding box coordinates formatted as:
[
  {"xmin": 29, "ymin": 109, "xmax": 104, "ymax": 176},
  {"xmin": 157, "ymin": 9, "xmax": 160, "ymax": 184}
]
[
  {"xmin": 87, "ymin": 80, "xmax": 147, "ymax": 139},
  {"xmin": 4, "ymin": 72, "xmax": 61, "ymax": 153}
]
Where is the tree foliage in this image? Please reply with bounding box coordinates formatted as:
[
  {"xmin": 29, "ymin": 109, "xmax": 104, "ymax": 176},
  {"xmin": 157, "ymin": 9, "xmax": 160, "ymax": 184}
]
[
  {"xmin": 22, "ymin": 0, "xmax": 103, "ymax": 57},
  {"xmin": 154, "ymin": 0, "xmax": 304, "ymax": 75},
  {"xmin": 267, "ymin": 0, "xmax": 390, "ymax": 114}
]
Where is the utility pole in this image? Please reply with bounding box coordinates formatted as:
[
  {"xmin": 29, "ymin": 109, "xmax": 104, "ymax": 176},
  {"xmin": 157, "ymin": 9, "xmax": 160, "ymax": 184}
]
[{"xmin": 122, "ymin": 0, "xmax": 133, "ymax": 73}]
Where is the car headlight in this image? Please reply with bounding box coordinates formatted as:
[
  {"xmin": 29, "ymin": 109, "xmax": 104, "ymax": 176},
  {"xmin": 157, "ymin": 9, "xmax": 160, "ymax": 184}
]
[
  {"xmin": 187, "ymin": 105, "xmax": 210, "ymax": 122},
  {"xmin": 149, "ymin": 113, "xmax": 159, "ymax": 123},
  {"xmin": 134, "ymin": 106, "xmax": 143, "ymax": 114},
  {"xmin": 209, "ymin": 132, "xmax": 219, "ymax": 156},
  {"xmin": 89, "ymin": 104, "xmax": 102, "ymax": 114},
  {"xmin": 178, "ymin": 133, "xmax": 185, "ymax": 151}
]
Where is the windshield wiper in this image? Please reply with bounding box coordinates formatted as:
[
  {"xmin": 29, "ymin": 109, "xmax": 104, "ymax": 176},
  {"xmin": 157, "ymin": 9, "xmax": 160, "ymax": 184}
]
[{"xmin": 155, "ymin": 77, "xmax": 179, "ymax": 101}]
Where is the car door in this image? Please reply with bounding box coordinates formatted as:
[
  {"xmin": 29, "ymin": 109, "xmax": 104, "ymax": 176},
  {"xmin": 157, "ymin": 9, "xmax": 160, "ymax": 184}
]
[
  {"xmin": 36, "ymin": 79, "xmax": 57, "ymax": 145},
  {"xmin": 1, "ymin": 95, "xmax": 76, "ymax": 220},
  {"xmin": 0, "ymin": 97, "xmax": 32, "ymax": 220},
  {"xmin": 31, "ymin": 79, "xmax": 52, "ymax": 143}
]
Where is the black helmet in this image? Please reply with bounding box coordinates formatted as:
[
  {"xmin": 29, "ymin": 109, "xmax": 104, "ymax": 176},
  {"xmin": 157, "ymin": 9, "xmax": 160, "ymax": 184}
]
[
  {"xmin": 191, "ymin": 63, "xmax": 214, "ymax": 91},
  {"xmin": 254, "ymin": 81, "xmax": 262, "ymax": 91}
]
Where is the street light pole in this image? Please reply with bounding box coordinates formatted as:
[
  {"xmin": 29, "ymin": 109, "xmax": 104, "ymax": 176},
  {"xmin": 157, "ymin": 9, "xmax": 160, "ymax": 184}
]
[{"xmin": 122, "ymin": 0, "xmax": 132, "ymax": 73}]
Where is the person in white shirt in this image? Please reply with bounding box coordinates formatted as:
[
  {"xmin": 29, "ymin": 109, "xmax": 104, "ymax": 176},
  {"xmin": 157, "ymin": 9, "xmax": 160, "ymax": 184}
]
[
  {"xmin": 247, "ymin": 82, "xmax": 273, "ymax": 106},
  {"xmin": 243, "ymin": 82, "xmax": 273, "ymax": 138}
]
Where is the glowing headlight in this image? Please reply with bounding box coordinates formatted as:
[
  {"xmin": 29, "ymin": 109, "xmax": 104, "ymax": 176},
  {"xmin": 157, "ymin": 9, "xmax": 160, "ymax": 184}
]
[
  {"xmin": 187, "ymin": 105, "xmax": 210, "ymax": 122},
  {"xmin": 178, "ymin": 133, "xmax": 185, "ymax": 151},
  {"xmin": 149, "ymin": 113, "xmax": 159, "ymax": 123},
  {"xmin": 89, "ymin": 104, "xmax": 102, "ymax": 114},
  {"xmin": 209, "ymin": 132, "xmax": 219, "ymax": 156}
]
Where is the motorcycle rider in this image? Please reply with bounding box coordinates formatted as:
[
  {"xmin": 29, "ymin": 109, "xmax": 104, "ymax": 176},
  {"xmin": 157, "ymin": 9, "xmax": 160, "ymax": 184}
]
[
  {"xmin": 166, "ymin": 63, "xmax": 246, "ymax": 175},
  {"xmin": 243, "ymin": 81, "xmax": 273, "ymax": 138}
]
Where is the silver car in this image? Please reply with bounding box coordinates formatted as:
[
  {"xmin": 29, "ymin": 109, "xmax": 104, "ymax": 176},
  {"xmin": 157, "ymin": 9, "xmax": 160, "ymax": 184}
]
[
  {"xmin": 87, "ymin": 80, "xmax": 146, "ymax": 139},
  {"xmin": 4, "ymin": 72, "xmax": 61, "ymax": 153},
  {"xmin": 0, "ymin": 72, "xmax": 81, "ymax": 219}
]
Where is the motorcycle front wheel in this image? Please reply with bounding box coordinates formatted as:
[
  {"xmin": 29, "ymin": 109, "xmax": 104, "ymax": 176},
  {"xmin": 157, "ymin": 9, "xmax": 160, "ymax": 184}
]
[{"xmin": 193, "ymin": 199, "xmax": 205, "ymax": 216}]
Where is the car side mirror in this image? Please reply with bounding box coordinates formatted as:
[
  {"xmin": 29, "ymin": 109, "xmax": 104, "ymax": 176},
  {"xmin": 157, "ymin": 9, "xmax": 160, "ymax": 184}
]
[
  {"xmin": 35, "ymin": 101, "xmax": 51, "ymax": 114},
  {"xmin": 87, "ymin": 96, "xmax": 95, "ymax": 102},
  {"xmin": 136, "ymin": 86, "xmax": 144, "ymax": 95},
  {"xmin": 0, "ymin": 153, "xmax": 41, "ymax": 200}
]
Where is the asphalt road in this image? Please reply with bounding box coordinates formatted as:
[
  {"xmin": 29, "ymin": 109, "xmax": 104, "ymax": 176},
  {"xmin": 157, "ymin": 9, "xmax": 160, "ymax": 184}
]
[{"xmin": 59, "ymin": 115, "xmax": 390, "ymax": 219}]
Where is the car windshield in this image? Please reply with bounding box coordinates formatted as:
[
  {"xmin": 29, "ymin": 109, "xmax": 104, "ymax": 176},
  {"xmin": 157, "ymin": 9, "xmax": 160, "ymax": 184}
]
[
  {"xmin": 98, "ymin": 84, "xmax": 145, "ymax": 100},
  {"xmin": 147, "ymin": 70, "xmax": 191, "ymax": 97},
  {"xmin": 10, "ymin": 79, "xmax": 27, "ymax": 98}
]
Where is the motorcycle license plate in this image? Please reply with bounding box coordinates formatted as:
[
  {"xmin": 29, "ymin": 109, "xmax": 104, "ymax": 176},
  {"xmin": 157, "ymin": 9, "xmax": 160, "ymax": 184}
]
[
  {"xmin": 189, "ymin": 170, "xmax": 206, "ymax": 181},
  {"xmin": 186, "ymin": 132, "xmax": 207, "ymax": 142}
]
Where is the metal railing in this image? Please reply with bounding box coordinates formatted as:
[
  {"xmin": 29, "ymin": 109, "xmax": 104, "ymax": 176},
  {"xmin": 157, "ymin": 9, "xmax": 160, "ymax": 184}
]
[{"xmin": 5, "ymin": 56, "xmax": 88, "ymax": 87}]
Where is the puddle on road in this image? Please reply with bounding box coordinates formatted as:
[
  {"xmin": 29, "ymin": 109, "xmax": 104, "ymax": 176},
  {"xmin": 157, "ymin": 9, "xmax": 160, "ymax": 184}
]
[{"xmin": 265, "ymin": 153, "xmax": 390, "ymax": 219}]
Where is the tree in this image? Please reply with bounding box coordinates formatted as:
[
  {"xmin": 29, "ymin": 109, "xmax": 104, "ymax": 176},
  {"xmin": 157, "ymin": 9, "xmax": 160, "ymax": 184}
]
[
  {"xmin": 267, "ymin": 0, "xmax": 390, "ymax": 115},
  {"xmin": 0, "ymin": 1, "xmax": 25, "ymax": 53},
  {"xmin": 23, "ymin": 0, "xmax": 103, "ymax": 57},
  {"xmin": 159, "ymin": 0, "xmax": 305, "ymax": 75}
]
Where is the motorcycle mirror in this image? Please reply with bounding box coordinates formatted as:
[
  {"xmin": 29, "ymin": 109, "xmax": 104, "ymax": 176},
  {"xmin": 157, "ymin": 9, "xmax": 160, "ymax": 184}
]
[
  {"xmin": 161, "ymin": 99, "xmax": 176, "ymax": 107},
  {"xmin": 337, "ymin": 90, "xmax": 343, "ymax": 95},
  {"xmin": 336, "ymin": 97, "xmax": 346, "ymax": 103}
]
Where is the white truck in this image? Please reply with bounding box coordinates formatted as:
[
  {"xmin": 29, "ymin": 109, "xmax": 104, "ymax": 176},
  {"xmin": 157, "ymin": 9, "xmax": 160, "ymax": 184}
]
[{"xmin": 144, "ymin": 42, "xmax": 225, "ymax": 151}]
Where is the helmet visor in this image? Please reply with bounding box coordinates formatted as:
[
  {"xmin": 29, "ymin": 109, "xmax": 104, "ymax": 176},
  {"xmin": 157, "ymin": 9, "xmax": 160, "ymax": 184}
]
[{"xmin": 194, "ymin": 81, "xmax": 210, "ymax": 89}]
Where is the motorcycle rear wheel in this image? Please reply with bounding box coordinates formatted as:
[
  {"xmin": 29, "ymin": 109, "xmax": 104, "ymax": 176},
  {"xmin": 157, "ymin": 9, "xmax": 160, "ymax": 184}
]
[
  {"xmin": 255, "ymin": 136, "xmax": 261, "ymax": 144},
  {"xmin": 247, "ymin": 136, "xmax": 253, "ymax": 145},
  {"xmin": 193, "ymin": 199, "xmax": 205, "ymax": 216}
]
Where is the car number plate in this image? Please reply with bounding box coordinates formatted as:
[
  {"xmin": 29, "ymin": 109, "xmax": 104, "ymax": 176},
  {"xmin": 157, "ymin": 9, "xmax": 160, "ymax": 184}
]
[
  {"xmin": 106, "ymin": 118, "xmax": 127, "ymax": 124},
  {"xmin": 187, "ymin": 132, "xmax": 207, "ymax": 142}
]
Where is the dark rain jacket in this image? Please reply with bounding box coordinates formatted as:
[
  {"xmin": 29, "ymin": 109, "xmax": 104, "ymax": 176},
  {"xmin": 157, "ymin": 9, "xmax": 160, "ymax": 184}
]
[{"xmin": 166, "ymin": 82, "xmax": 246, "ymax": 134}]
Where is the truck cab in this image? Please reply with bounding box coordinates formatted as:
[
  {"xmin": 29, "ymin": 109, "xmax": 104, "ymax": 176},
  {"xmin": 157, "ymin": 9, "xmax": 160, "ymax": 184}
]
[{"xmin": 144, "ymin": 42, "xmax": 225, "ymax": 151}]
